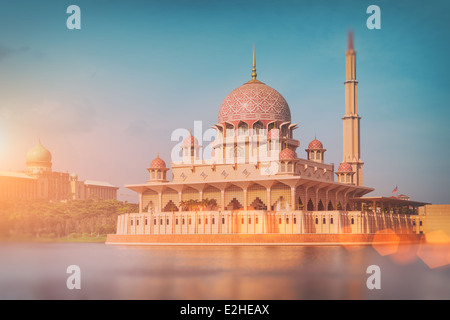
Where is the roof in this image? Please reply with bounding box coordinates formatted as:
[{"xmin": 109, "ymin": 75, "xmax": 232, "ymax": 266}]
[
  {"xmin": 0, "ymin": 171, "xmax": 35, "ymax": 180},
  {"xmin": 84, "ymin": 180, "xmax": 118, "ymax": 188},
  {"xmin": 350, "ymin": 196, "xmax": 430, "ymax": 207}
]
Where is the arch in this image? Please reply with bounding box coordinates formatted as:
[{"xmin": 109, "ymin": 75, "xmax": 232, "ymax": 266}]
[
  {"xmin": 346, "ymin": 203, "xmax": 351, "ymax": 211},
  {"xmin": 247, "ymin": 183, "xmax": 267, "ymax": 210},
  {"xmin": 225, "ymin": 123, "xmax": 235, "ymax": 137},
  {"xmin": 162, "ymin": 187, "xmax": 178, "ymax": 212},
  {"xmin": 249, "ymin": 197, "xmax": 267, "ymax": 210},
  {"xmin": 270, "ymin": 182, "xmax": 291, "ymax": 210},
  {"xmin": 203, "ymin": 185, "xmax": 221, "ymax": 209},
  {"xmin": 216, "ymin": 126, "xmax": 224, "ymax": 140},
  {"xmin": 237, "ymin": 121, "xmax": 249, "ymax": 136},
  {"xmin": 298, "ymin": 197, "xmax": 304, "ymax": 210},
  {"xmin": 318, "ymin": 200, "xmax": 324, "ymax": 211},
  {"xmin": 143, "ymin": 189, "xmax": 158, "ymax": 212},
  {"xmin": 336, "ymin": 202, "xmax": 342, "ymax": 210},
  {"xmin": 280, "ymin": 124, "xmax": 288, "ymax": 138},
  {"xmin": 224, "ymin": 184, "xmax": 244, "ymax": 210},
  {"xmin": 287, "ymin": 162, "xmax": 293, "ymax": 172},
  {"xmin": 253, "ymin": 121, "xmax": 264, "ymax": 135},
  {"xmin": 226, "ymin": 198, "xmax": 243, "ymax": 210},
  {"xmin": 181, "ymin": 186, "xmax": 200, "ymax": 202},
  {"xmin": 307, "ymin": 199, "xmax": 314, "ymax": 211},
  {"xmin": 327, "ymin": 201, "xmax": 334, "ymax": 210},
  {"xmin": 229, "ymin": 146, "xmax": 244, "ymax": 158},
  {"xmin": 163, "ymin": 200, "xmax": 178, "ymax": 212}
]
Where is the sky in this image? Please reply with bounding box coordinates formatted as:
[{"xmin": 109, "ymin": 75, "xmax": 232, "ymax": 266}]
[{"xmin": 0, "ymin": 0, "xmax": 449, "ymax": 204}]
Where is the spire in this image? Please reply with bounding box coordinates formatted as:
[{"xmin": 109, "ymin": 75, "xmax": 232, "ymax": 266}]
[
  {"xmin": 347, "ymin": 30, "xmax": 354, "ymax": 51},
  {"xmin": 251, "ymin": 44, "xmax": 257, "ymax": 81}
]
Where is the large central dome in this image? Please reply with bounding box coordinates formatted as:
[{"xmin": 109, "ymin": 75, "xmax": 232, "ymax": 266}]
[
  {"xmin": 218, "ymin": 48, "xmax": 291, "ymax": 125},
  {"xmin": 218, "ymin": 80, "xmax": 291, "ymax": 124}
]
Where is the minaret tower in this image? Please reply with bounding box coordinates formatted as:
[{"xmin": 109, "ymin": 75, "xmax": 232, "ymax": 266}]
[{"xmin": 342, "ymin": 31, "xmax": 364, "ymax": 186}]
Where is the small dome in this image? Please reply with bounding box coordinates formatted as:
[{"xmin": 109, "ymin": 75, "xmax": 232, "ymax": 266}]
[
  {"xmin": 338, "ymin": 162, "xmax": 353, "ymax": 173},
  {"xmin": 308, "ymin": 138, "xmax": 323, "ymax": 150},
  {"xmin": 279, "ymin": 148, "xmax": 297, "ymax": 160},
  {"xmin": 184, "ymin": 134, "xmax": 198, "ymax": 146},
  {"xmin": 150, "ymin": 155, "xmax": 166, "ymax": 168},
  {"xmin": 26, "ymin": 140, "xmax": 52, "ymax": 164}
]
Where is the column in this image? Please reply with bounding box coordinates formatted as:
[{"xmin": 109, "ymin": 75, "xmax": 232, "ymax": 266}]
[
  {"xmin": 243, "ymin": 189, "xmax": 248, "ymax": 211},
  {"xmin": 290, "ymin": 187, "xmax": 296, "ymax": 211},
  {"xmin": 139, "ymin": 193, "xmax": 143, "ymax": 213},
  {"xmin": 158, "ymin": 192, "xmax": 162, "ymax": 213}
]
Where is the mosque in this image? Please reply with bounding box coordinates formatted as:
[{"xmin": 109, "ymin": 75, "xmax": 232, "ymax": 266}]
[
  {"xmin": 0, "ymin": 140, "xmax": 119, "ymax": 201},
  {"xmin": 107, "ymin": 33, "xmax": 427, "ymax": 244}
]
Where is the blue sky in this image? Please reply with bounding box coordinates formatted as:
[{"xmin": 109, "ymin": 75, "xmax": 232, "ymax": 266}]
[{"xmin": 0, "ymin": 0, "xmax": 449, "ymax": 204}]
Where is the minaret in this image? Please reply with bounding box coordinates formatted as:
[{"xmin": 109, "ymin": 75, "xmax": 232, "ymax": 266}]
[{"xmin": 342, "ymin": 31, "xmax": 364, "ymax": 186}]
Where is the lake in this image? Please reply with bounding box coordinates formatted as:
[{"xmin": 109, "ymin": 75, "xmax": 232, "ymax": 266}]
[{"xmin": 0, "ymin": 242, "xmax": 448, "ymax": 300}]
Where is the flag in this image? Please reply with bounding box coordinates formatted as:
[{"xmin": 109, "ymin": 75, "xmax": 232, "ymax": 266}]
[{"xmin": 392, "ymin": 185, "xmax": 398, "ymax": 194}]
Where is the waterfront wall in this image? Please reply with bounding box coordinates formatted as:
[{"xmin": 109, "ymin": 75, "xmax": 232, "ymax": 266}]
[
  {"xmin": 105, "ymin": 233, "xmax": 422, "ymax": 245},
  {"xmin": 115, "ymin": 210, "xmax": 414, "ymax": 236}
]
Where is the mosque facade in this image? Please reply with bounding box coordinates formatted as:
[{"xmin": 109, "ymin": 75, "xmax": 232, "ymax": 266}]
[{"xmin": 110, "ymin": 34, "xmax": 425, "ymax": 242}]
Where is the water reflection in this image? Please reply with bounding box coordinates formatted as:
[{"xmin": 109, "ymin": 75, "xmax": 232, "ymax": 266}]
[{"xmin": 0, "ymin": 243, "xmax": 448, "ymax": 299}]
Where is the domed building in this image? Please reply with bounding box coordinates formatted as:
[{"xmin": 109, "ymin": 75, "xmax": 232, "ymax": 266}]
[
  {"xmin": 110, "ymin": 35, "xmax": 425, "ymax": 243},
  {"xmin": 0, "ymin": 140, "xmax": 119, "ymax": 201}
]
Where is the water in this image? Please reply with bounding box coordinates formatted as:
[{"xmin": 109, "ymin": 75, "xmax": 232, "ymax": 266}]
[{"xmin": 0, "ymin": 242, "xmax": 448, "ymax": 300}]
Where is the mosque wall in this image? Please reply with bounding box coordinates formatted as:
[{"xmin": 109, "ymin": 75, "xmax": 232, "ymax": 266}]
[{"xmin": 117, "ymin": 210, "xmax": 416, "ymax": 236}]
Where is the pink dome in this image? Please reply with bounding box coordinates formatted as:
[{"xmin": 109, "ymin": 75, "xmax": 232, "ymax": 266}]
[
  {"xmin": 338, "ymin": 162, "xmax": 353, "ymax": 172},
  {"xmin": 150, "ymin": 155, "xmax": 166, "ymax": 168},
  {"xmin": 184, "ymin": 134, "xmax": 198, "ymax": 146},
  {"xmin": 279, "ymin": 148, "xmax": 297, "ymax": 160},
  {"xmin": 308, "ymin": 138, "xmax": 323, "ymax": 150},
  {"xmin": 218, "ymin": 81, "xmax": 291, "ymax": 124}
]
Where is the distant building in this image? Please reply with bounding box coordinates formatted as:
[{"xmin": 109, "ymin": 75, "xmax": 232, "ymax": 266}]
[
  {"xmin": 412, "ymin": 205, "xmax": 450, "ymax": 240},
  {"xmin": 0, "ymin": 140, "xmax": 118, "ymax": 201}
]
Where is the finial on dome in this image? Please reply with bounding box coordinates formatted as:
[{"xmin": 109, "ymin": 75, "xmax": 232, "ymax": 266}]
[{"xmin": 251, "ymin": 44, "xmax": 257, "ymax": 81}]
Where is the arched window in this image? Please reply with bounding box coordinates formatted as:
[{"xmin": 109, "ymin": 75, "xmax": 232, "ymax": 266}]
[
  {"xmin": 230, "ymin": 146, "xmax": 244, "ymax": 158},
  {"xmin": 226, "ymin": 123, "xmax": 234, "ymax": 137},
  {"xmin": 253, "ymin": 122, "xmax": 263, "ymax": 135},
  {"xmin": 281, "ymin": 125, "xmax": 288, "ymax": 138},
  {"xmin": 318, "ymin": 200, "xmax": 324, "ymax": 211},
  {"xmin": 280, "ymin": 162, "xmax": 286, "ymax": 172},
  {"xmin": 237, "ymin": 121, "xmax": 248, "ymax": 136},
  {"xmin": 287, "ymin": 162, "xmax": 293, "ymax": 172},
  {"xmin": 307, "ymin": 199, "xmax": 314, "ymax": 211}
]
